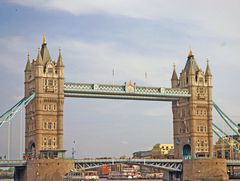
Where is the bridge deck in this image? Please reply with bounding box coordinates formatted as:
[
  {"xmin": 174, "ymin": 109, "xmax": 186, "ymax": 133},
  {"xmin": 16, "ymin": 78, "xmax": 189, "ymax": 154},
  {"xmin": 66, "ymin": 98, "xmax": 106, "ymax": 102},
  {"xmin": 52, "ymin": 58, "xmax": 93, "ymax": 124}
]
[
  {"xmin": 1, "ymin": 159, "xmax": 240, "ymax": 170},
  {"xmin": 74, "ymin": 158, "xmax": 183, "ymax": 172}
]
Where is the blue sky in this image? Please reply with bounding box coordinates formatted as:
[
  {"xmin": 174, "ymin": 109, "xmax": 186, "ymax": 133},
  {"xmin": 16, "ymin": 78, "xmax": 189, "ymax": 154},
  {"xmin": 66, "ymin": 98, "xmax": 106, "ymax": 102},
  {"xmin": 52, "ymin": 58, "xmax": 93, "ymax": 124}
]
[{"xmin": 0, "ymin": 0, "xmax": 240, "ymax": 159}]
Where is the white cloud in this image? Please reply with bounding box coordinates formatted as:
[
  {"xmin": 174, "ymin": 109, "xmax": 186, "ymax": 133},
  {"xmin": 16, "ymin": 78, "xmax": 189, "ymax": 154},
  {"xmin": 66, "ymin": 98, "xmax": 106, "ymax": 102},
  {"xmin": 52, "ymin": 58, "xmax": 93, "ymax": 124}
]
[{"xmin": 8, "ymin": 0, "xmax": 240, "ymax": 39}]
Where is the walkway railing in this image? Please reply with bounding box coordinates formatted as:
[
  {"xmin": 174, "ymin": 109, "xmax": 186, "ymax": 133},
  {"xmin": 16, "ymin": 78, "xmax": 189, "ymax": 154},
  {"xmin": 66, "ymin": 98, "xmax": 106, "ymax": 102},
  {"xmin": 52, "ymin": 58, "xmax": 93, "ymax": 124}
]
[
  {"xmin": 0, "ymin": 160, "xmax": 27, "ymax": 167},
  {"xmin": 64, "ymin": 82, "xmax": 191, "ymax": 101}
]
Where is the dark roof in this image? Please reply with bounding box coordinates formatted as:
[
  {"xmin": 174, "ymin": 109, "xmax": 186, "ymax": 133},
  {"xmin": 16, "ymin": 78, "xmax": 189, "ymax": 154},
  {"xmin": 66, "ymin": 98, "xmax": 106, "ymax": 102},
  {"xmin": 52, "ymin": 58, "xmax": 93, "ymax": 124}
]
[
  {"xmin": 40, "ymin": 42, "xmax": 52, "ymax": 64},
  {"xmin": 183, "ymin": 54, "xmax": 200, "ymax": 74},
  {"xmin": 171, "ymin": 68, "xmax": 178, "ymax": 80},
  {"xmin": 205, "ymin": 61, "xmax": 212, "ymax": 76}
]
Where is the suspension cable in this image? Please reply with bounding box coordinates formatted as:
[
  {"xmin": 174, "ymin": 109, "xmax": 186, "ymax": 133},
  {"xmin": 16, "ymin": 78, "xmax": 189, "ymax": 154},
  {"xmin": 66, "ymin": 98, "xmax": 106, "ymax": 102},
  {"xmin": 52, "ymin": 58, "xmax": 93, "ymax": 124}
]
[
  {"xmin": 213, "ymin": 102, "xmax": 239, "ymax": 128},
  {"xmin": 213, "ymin": 123, "xmax": 240, "ymax": 145},
  {"xmin": 213, "ymin": 102, "xmax": 239, "ymax": 135},
  {"xmin": 0, "ymin": 92, "xmax": 35, "ymax": 128},
  {"xmin": 212, "ymin": 127, "xmax": 240, "ymax": 152}
]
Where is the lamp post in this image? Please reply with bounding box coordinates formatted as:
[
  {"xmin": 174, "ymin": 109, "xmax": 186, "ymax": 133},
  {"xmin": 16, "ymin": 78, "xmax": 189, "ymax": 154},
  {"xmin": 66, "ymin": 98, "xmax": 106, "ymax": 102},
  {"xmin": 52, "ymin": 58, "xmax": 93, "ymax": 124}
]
[{"xmin": 72, "ymin": 140, "xmax": 76, "ymax": 159}]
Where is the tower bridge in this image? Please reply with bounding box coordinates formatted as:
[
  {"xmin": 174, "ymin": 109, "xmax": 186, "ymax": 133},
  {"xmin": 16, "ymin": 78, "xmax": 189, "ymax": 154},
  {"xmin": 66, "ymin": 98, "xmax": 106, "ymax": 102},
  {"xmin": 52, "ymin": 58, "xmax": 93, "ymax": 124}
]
[{"xmin": 0, "ymin": 37, "xmax": 235, "ymax": 180}]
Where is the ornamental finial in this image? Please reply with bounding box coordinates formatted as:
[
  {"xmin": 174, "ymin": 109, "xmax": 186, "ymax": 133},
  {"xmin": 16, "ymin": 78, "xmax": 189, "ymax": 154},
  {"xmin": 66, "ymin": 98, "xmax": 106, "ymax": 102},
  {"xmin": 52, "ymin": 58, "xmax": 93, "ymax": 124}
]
[{"xmin": 42, "ymin": 35, "xmax": 47, "ymax": 45}]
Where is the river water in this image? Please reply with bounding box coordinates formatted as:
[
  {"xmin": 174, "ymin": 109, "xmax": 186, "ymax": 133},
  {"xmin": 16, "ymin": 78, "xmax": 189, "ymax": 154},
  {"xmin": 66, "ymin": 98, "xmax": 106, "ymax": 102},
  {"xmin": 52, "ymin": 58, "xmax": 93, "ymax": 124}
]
[{"xmin": 0, "ymin": 179, "xmax": 240, "ymax": 181}]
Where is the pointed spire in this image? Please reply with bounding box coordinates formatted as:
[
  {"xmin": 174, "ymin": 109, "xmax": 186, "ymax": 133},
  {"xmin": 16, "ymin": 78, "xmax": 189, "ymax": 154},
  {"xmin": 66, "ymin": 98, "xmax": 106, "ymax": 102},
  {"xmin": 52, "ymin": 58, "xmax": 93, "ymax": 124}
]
[
  {"xmin": 36, "ymin": 48, "xmax": 43, "ymax": 65},
  {"xmin": 171, "ymin": 63, "xmax": 178, "ymax": 80},
  {"xmin": 25, "ymin": 53, "xmax": 31, "ymax": 71},
  {"xmin": 188, "ymin": 49, "xmax": 192, "ymax": 56},
  {"xmin": 57, "ymin": 48, "xmax": 64, "ymax": 67},
  {"xmin": 183, "ymin": 49, "xmax": 199, "ymax": 75},
  {"xmin": 205, "ymin": 59, "xmax": 212, "ymax": 76},
  {"xmin": 188, "ymin": 49, "xmax": 194, "ymax": 59},
  {"xmin": 42, "ymin": 35, "xmax": 47, "ymax": 45},
  {"xmin": 40, "ymin": 36, "xmax": 51, "ymax": 64}
]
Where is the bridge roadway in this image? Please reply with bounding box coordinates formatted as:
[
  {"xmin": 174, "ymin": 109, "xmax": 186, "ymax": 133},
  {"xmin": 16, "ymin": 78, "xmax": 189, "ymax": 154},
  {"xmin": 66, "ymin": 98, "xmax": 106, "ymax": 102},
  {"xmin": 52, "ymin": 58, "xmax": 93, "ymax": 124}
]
[
  {"xmin": 74, "ymin": 158, "xmax": 183, "ymax": 172},
  {"xmin": 0, "ymin": 159, "xmax": 240, "ymax": 171}
]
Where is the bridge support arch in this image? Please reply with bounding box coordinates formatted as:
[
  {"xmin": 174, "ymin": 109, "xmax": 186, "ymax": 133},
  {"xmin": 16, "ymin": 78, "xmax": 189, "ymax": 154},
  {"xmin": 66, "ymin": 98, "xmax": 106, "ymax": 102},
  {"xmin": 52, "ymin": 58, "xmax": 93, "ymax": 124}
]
[{"xmin": 183, "ymin": 144, "xmax": 191, "ymax": 159}]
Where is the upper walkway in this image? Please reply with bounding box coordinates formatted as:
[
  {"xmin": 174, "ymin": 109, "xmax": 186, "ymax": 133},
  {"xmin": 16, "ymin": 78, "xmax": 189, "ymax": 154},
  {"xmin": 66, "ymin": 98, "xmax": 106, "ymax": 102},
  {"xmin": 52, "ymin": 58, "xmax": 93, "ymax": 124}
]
[
  {"xmin": 64, "ymin": 82, "xmax": 191, "ymax": 101},
  {"xmin": 0, "ymin": 160, "xmax": 27, "ymax": 167}
]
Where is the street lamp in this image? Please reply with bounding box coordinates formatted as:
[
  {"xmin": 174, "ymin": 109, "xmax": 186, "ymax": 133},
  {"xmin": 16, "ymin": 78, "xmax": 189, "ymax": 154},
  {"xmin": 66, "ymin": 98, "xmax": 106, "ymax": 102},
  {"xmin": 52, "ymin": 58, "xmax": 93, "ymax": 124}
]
[{"xmin": 72, "ymin": 140, "xmax": 76, "ymax": 159}]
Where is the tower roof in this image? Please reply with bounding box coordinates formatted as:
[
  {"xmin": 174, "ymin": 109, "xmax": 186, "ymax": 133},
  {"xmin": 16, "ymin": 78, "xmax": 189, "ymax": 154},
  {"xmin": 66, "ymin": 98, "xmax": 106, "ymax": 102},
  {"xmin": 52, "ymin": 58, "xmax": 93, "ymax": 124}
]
[
  {"xmin": 183, "ymin": 50, "xmax": 200, "ymax": 74},
  {"xmin": 57, "ymin": 48, "xmax": 64, "ymax": 67},
  {"xmin": 40, "ymin": 36, "xmax": 52, "ymax": 64},
  {"xmin": 25, "ymin": 53, "xmax": 31, "ymax": 71},
  {"xmin": 205, "ymin": 60, "xmax": 212, "ymax": 76},
  {"xmin": 36, "ymin": 48, "xmax": 43, "ymax": 65},
  {"xmin": 171, "ymin": 64, "xmax": 178, "ymax": 80},
  {"xmin": 188, "ymin": 50, "xmax": 193, "ymax": 57}
]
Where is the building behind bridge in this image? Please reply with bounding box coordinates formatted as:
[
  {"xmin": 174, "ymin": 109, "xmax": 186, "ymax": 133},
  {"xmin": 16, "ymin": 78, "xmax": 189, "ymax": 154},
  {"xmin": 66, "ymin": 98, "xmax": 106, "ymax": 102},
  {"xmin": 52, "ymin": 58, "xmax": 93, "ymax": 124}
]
[
  {"xmin": 214, "ymin": 135, "xmax": 240, "ymax": 160},
  {"xmin": 132, "ymin": 144, "xmax": 174, "ymax": 159}
]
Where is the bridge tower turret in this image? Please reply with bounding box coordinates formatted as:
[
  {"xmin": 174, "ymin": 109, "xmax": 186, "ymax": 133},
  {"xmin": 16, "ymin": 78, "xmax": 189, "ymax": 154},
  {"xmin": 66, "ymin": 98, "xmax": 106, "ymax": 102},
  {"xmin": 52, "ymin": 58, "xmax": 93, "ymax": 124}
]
[
  {"xmin": 172, "ymin": 50, "xmax": 213, "ymax": 159},
  {"xmin": 24, "ymin": 37, "xmax": 64, "ymax": 157},
  {"xmin": 171, "ymin": 64, "xmax": 178, "ymax": 88}
]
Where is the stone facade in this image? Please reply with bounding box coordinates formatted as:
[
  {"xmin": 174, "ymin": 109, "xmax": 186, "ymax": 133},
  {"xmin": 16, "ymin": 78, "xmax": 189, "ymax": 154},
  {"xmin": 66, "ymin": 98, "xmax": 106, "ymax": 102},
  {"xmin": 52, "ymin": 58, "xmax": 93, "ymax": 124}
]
[
  {"xmin": 24, "ymin": 37, "xmax": 64, "ymax": 156},
  {"xmin": 172, "ymin": 51, "xmax": 213, "ymax": 159},
  {"xmin": 27, "ymin": 159, "xmax": 74, "ymax": 181},
  {"xmin": 15, "ymin": 159, "xmax": 74, "ymax": 181},
  {"xmin": 183, "ymin": 159, "xmax": 228, "ymax": 181}
]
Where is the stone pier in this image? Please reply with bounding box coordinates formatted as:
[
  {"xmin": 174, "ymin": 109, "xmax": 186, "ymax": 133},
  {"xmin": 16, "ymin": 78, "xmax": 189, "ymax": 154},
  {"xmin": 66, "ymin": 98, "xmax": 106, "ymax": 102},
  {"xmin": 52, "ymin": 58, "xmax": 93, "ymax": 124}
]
[
  {"xmin": 183, "ymin": 159, "xmax": 228, "ymax": 181},
  {"xmin": 15, "ymin": 159, "xmax": 74, "ymax": 181}
]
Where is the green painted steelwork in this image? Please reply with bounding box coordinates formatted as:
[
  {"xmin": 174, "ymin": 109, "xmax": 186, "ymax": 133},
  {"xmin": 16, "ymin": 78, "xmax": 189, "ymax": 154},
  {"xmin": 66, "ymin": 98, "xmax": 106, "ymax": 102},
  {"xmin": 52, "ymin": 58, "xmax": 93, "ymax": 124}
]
[
  {"xmin": 0, "ymin": 92, "xmax": 35, "ymax": 128},
  {"xmin": 75, "ymin": 158, "xmax": 183, "ymax": 172},
  {"xmin": 212, "ymin": 123, "xmax": 240, "ymax": 152},
  {"xmin": 212, "ymin": 128, "xmax": 240, "ymax": 153},
  {"xmin": 64, "ymin": 82, "xmax": 191, "ymax": 101},
  {"xmin": 0, "ymin": 160, "xmax": 27, "ymax": 167},
  {"xmin": 213, "ymin": 102, "xmax": 240, "ymax": 135}
]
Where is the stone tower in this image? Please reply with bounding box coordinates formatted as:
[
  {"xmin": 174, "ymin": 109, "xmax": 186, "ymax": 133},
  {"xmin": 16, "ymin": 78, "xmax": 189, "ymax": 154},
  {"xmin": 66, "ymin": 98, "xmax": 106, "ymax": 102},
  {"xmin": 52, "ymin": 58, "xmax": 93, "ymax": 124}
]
[
  {"xmin": 24, "ymin": 36, "xmax": 64, "ymax": 157},
  {"xmin": 172, "ymin": 50, "xmax": 213, "ymax": 159}
]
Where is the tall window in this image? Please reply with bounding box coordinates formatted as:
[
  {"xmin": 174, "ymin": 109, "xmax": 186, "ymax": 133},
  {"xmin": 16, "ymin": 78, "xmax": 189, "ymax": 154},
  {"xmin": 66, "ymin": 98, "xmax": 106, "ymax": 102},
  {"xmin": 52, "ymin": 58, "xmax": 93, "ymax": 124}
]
[
  {"xmin": 48, "ymin": 122, "xmax": 52, "ymax": 129},
  {"xmin": 48, "ymin": 79, "xmax": 53, "ymax": 86},
  {"xmin": 48, "ymin": 138, "xmax": 52, "ymax": 146}
]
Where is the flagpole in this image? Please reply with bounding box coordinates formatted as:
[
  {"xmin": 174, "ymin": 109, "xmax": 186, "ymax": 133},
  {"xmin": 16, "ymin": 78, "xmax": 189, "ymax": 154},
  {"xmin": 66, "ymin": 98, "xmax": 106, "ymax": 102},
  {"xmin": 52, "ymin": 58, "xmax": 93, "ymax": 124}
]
[{"xmin": 112, "ymin": 68, "xmax": 115, "ymax": 85}]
